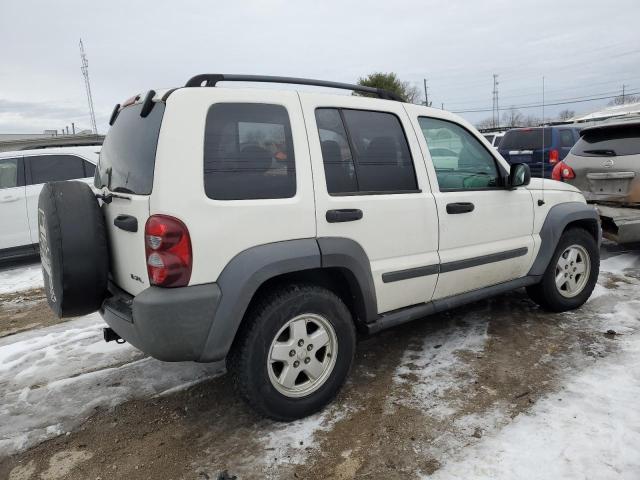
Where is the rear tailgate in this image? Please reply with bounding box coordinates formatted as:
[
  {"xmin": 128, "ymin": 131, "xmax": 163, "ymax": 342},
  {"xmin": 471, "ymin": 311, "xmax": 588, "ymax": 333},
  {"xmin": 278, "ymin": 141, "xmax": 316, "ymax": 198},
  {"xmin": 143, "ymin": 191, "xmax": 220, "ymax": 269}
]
[{"xmin": 96, "ymin": 100, "xmax": 165, "ymax": 295}]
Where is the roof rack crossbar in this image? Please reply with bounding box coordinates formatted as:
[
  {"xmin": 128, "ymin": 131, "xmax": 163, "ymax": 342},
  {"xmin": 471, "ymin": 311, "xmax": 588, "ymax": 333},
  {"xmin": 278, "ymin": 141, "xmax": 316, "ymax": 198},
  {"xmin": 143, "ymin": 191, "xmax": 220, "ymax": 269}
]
[{"xmin": 184, "ymin": 74, "xmax": 403, "ymax": 102}]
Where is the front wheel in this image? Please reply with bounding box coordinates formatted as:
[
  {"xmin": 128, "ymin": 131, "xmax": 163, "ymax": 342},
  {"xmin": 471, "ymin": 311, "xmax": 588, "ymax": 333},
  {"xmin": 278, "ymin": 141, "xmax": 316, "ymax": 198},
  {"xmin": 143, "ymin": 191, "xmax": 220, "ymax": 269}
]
[
  {"xmin": 228, "ymin": 284, "xmax": 356, "ymax": 421},
  {"xmin": 526, "ymin": 228, "xmax": 599, "ymax": 312}
]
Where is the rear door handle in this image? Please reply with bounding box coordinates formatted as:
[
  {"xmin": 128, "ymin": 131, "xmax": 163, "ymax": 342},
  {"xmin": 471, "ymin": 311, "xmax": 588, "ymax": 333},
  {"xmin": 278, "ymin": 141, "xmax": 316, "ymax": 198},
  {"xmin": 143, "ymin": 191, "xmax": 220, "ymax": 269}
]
[
  {"xmin": 114, "ymin": 214, "xmax": 138, "ymax": 232},
  {"xmin": 326, "ymin": 209, "xmax": 363, "ymax": 223},
  {"xmin": 446, "ymin": 202, "xmax": 475, "ymax": 214}
]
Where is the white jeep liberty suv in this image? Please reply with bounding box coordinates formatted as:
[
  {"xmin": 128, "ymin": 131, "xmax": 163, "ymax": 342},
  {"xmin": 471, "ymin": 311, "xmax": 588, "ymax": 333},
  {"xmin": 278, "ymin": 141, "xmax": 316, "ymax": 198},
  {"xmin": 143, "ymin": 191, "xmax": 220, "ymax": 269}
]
[{"xmin": 38, "ymin": 74, "xmax": 600, "ymax": 420}]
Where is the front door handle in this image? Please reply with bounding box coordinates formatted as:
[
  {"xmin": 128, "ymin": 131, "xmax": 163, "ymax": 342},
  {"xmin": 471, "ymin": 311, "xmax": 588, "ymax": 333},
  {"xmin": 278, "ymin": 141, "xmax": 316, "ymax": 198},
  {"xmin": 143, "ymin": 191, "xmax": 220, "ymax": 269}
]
[
  {"xmin": 326, "ymin": 209, "xmax": 363, "ymax": 223},
  {"xmin": 114, "ymin": 214, "xmax": 138, "ymax": 232},
  {"xmin": 446, "ymin": 202, "xmax": 475, "ymax": 214}
]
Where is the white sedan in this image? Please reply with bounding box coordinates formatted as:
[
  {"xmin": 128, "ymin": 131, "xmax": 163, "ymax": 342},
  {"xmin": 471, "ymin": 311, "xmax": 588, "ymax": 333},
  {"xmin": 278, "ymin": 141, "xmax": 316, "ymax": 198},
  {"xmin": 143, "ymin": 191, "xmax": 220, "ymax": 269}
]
[{"xmin": 0, "ymin": 146, "xmax": 99, "ymax": 262}]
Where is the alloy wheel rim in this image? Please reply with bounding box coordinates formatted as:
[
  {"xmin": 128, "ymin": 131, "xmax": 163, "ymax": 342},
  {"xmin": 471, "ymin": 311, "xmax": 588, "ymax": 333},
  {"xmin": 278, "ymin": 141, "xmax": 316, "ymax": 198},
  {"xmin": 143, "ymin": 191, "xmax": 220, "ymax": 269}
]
[
  {"xmin": 267, "ymin": 313, "xmax": 338, "ymax": 398},
  {"xmin": 555, "ymin": 244, "xmax": 591, "ymax": 298}
]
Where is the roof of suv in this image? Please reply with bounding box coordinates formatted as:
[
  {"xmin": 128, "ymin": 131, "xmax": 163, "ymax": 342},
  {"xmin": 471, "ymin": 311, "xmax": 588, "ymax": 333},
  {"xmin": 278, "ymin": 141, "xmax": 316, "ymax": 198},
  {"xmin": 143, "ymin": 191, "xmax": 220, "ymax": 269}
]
[{"xmin": 0, "ymin": 145, "xmax": 101, "ymax": 162}]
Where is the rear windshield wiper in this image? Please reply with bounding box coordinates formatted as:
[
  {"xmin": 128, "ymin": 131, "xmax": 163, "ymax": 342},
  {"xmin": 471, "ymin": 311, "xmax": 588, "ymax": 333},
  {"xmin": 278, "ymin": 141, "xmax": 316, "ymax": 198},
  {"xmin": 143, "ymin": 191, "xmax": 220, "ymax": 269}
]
[{"xmin": 583, "ymin": 149, "xmax": 616, "ymax": 156}]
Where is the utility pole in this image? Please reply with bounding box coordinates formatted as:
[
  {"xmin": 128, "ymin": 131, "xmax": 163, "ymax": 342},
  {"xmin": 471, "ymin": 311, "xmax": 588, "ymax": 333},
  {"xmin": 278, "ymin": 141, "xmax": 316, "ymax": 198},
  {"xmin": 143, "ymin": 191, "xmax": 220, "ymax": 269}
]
[
  {"xmin": 492, "ymin": 74, "xmax": 499, "ymax": 128},
  {"xmin": 622, "ymin": 84, "xmax": 627, "ymax": 104},
  {"xmin": 79, "ymin": 39, "xmax": 98, "ymax": 134},
  {"xmin": 423, "ymin": 78, "xmax": 429, "ymax": 107}
]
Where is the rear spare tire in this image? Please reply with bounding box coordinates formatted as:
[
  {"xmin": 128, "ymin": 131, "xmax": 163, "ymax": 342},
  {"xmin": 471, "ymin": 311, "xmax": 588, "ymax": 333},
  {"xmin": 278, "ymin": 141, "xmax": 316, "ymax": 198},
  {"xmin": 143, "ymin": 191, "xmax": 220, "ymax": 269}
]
[{"xmin": 38, "ymin": 181, "xmax": 109, "ymax": 317}]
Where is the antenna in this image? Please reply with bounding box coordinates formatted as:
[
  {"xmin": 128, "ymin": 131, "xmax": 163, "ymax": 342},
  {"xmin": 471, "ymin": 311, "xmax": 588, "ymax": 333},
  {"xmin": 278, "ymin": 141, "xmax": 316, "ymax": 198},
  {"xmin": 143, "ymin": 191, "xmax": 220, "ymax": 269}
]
[
  {"xmin": 539, "ymin": 76, "xmax": 546, "ymax": 206},
  {"xmin": 79, "ymin": 39, "xmax": 98, "ymax": 134}
]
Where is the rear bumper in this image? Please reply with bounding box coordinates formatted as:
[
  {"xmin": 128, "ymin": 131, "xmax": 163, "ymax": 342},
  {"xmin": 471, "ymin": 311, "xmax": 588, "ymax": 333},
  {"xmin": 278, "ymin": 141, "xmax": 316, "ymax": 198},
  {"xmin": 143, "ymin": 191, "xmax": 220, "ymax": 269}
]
[
  {"xmin": 595, "ymin": 204, "xmax": 640, "ymax": 244},
  {"xmin": 100, "ymin": 282, "xmax": 221, "ymax": 362}
]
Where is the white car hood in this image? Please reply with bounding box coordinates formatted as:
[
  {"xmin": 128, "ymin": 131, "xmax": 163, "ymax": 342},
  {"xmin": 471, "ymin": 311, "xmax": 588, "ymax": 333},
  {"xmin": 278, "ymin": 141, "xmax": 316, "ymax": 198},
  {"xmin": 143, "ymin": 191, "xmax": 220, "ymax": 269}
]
[{"xmin": 526, "ymin": 178, "xmax": 581, "ymax": 193}]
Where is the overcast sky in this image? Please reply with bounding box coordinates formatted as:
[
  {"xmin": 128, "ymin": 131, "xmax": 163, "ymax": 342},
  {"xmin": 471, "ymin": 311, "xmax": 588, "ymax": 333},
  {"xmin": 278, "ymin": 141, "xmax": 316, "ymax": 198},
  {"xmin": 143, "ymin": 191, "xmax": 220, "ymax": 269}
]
[{"xmin": 1, "ymin": 0, "xmax": 639, "ymax": 133}]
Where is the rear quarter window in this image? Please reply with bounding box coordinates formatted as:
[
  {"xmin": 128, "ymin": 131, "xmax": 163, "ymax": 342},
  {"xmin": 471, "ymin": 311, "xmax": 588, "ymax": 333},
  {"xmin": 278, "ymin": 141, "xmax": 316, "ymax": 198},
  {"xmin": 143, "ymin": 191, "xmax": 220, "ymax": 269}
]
[
  {"xmin": 572, "ymin": 127, "xmax": 640, "ymax": 157},
  {"xmin": 203, "ymin": 103, "xmax": 296, "ymax": 200}
]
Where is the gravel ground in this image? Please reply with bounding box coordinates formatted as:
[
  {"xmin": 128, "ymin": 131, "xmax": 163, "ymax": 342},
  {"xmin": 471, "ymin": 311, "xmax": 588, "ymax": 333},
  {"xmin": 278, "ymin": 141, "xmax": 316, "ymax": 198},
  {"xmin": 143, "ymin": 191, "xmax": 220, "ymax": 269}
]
[{"xmin": 0, "ymin": 242, "xmax": 638, "ymax": 480}]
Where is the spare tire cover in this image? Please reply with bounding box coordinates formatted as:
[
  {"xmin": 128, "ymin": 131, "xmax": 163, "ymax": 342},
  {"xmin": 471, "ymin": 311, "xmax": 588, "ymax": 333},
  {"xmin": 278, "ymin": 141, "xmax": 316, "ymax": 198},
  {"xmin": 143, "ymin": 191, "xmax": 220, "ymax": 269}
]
[{"xmin": 38, "ymin": 181, "xmax": 109, "ymax": 317}]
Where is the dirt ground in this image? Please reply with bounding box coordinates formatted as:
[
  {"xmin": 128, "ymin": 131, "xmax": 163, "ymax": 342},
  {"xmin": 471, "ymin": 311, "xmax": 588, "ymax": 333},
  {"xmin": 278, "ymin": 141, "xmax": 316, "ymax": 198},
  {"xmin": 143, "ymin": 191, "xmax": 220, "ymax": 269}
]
[{"xmin": 0, "ymin": 244, "xmax": 637, "ymax": 480}]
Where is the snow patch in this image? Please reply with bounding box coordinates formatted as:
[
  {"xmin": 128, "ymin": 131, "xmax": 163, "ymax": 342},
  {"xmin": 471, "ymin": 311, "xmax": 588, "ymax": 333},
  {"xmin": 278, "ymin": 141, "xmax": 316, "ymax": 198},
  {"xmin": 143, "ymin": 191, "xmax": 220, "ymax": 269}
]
[
  {"xmin": 0, "ymin": 263, "xmax": 43, "ymax": 295},
  {"xmin": 0, "ymin": 315, "xmax": 224, "ymax": 457}
]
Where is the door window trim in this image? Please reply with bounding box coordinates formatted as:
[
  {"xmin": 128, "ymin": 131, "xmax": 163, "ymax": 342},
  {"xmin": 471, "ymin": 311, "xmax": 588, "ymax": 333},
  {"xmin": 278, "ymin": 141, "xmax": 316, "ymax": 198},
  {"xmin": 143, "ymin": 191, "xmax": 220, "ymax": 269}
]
[
  {"xmin": 418, "ymin": 116, "xmax": 509, "ymax": 193},
  {"xmin": 315, "ymin": 107, "xmax": 422, "ymax": 196}
]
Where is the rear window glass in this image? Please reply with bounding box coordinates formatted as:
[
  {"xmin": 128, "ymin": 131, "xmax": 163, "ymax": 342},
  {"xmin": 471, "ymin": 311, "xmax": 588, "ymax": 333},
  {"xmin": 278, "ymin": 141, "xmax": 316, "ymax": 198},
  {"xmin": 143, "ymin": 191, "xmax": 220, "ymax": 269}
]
[
  {"xmin": 573, "ymin": 126, "xmax": 640, "ymax": 157},
  {"xmin": 204, "ymin": 103, "xmax": 296, "ymax": 200},
  {"xmin": 500, "ymin": 128, "xmax": 552, "ymax": 151},
  {"xmin": 96, "ymin": 102, "xmax": 165, "ymax": 195}
]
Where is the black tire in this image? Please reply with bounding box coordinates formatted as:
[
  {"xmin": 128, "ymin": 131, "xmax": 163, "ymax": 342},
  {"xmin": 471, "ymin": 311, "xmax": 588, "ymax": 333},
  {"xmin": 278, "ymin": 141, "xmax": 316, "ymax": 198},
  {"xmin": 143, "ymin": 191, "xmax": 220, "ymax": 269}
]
[
  {"xmin": 228, "ymin": 284, "xmax": 356, "ymax": 421},
  {"xmin": 526, "ymin": 228, "xmax": 599, "ymax": 312},
  {"xmin": 38, "ymin": 181, "xmax": 109, "ymax": 318}
]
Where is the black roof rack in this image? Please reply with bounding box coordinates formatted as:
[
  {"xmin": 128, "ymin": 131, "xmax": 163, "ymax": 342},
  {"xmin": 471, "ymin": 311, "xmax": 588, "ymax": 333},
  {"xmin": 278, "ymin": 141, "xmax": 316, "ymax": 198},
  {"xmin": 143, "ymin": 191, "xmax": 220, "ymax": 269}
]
[{"xmin": 184, "ymin": 74, "xmax": 403, "ymax": 102}]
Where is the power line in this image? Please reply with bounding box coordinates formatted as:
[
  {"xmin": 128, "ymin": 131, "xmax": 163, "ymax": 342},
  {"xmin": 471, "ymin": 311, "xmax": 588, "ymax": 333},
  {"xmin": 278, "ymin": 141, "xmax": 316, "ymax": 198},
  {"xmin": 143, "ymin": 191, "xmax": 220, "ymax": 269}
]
[{"xmin": 451, "ymin": 89, "xmax": 640, "ymax": 114}]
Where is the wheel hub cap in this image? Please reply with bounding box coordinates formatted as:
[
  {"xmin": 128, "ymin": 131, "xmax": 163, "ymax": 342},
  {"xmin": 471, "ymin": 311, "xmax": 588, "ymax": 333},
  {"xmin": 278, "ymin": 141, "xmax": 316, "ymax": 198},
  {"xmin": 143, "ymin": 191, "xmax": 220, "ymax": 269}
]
[
  {"xmin": 267, "ymin": 313, "xmax": 338, "ymax": 398},
  {"xmin": 555, "ymin": 244, "xmax": 590, "ymax": 298}
]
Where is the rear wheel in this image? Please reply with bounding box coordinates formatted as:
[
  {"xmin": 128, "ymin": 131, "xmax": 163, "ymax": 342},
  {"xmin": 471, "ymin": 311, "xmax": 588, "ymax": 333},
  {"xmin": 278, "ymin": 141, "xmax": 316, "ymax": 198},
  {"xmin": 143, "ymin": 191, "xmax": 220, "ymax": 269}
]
[
  {"xmin": 526, "ymin": 228, "xmax": 599, "ymax": 312},
  {"xmin": 228, "ymin": 284, "xmax": 356, "ymax": 421}
]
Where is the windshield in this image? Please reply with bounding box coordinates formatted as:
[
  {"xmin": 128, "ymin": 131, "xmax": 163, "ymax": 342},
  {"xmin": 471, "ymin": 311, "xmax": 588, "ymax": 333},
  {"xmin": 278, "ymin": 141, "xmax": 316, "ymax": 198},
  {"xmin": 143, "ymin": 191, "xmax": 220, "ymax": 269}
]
[
  {"xmin": 500, "ymin": 128, "xmax": 552, "ymax": 151},
  {"xmin": 95, "ymin": 102, "xmax": 165, "ymax": 195}
]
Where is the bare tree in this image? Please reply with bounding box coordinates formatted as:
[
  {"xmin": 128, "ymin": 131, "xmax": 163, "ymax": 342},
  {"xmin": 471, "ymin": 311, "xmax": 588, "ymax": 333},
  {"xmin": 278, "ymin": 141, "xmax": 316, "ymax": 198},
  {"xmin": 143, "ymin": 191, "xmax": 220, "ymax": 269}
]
[
  {"xmin": 476, "ymin": 117, "xmax": 495, "ymax": 130},
  {"xmin": 523, "ymin": 115, "xmax": 541, "ymax": 127},
  {"xmin": 558, "ymin": 109, "xmax": 575, "ymax": 121},
  {"xmin": 502, "ymin": 108, "xmax": 524, "ymax": 127},
  {"xmin": 608, "ymin": 94, "xmax": 640, "ymax": 106},
  {"xmin": 401, "ymin": 82, "xmax": 422, "ymax": 104}
]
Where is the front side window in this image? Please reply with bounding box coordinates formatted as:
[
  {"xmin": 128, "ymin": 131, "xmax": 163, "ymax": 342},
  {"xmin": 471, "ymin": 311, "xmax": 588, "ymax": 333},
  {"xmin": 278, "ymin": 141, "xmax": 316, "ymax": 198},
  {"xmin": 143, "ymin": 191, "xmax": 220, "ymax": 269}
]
[
  {"xmin": 0, "ymin": 158, "xmax": 21, "ymax": 189},
  {"xmin": 315, "ymin": 108, "xmax": 418, "ymax": 194},
  {"xmin": 28, "ymin": 155, "xmax": 85, "ymax": 185},
  {"xmin": 419, "ymin": 117, "xmax": 501, "ymax": 191},
  {"xmin": 204, "ymin": 103, "xmax": 296, "ymax": 200}
]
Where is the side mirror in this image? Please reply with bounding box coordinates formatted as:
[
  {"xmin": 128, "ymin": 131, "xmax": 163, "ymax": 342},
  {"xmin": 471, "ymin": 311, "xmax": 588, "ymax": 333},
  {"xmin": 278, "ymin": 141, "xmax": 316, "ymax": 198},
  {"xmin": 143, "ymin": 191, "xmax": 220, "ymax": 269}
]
[{"xmin": 508, "ymin": 163, "xmax": 531, "ymax": 188}]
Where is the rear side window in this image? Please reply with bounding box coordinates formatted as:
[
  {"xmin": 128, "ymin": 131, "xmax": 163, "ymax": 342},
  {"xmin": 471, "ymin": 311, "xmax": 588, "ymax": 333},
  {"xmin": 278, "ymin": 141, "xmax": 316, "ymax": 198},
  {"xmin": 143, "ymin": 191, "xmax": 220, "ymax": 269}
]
[
  {"xmin": 96, "ymin": 102, "xmax": 165, "ymax": 195},
  {"xmin": 559, "ymin": 129, "xmax": 575, "ymax": 148},
  {"xmin": 572, "ymin": 126, "xmax": 640, "ymax": 157},
  {"xmin": 493, "ymin": 135, "xmax": 503, "ymax": 147},
  {"xmin": 204, "ymin": 103, "xmax": 296, "ymax": 200},
  {"xmin": 0, "ymin": 158, "xmax": 22, "ymax": 189},
  {"xmin": 500, "ymin": 128, "xmax": 552, "ymax": 150},
  {"xmin": 315, "ymin": 108, "xmax": 418, "ymax": 194},
  {"xmin": 28, "ymin": 155, "xmax": 85, "ymax": 184},
  {"xmin": 83, "ymin": 160, "xmax": 96, "ymax": 177}
]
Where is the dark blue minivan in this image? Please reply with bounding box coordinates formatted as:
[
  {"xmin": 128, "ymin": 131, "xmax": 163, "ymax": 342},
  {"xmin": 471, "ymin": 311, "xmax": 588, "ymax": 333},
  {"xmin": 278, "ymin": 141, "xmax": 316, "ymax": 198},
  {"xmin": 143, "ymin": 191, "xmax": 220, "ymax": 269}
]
[{"xmin": 498, "ymin": 126, "xmax": 581, "ymax": 178}]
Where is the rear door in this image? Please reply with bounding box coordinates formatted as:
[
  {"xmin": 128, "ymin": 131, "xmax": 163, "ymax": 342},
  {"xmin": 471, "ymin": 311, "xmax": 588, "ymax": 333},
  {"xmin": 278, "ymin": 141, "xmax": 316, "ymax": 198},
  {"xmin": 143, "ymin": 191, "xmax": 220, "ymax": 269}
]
[
  {"xmin": 300, "ymin": 94, "xmax": 439, "ymax": 314},
  {"xmin": 96, "ymin": 101, "xmax": 165, "ymax": 295},
  {"xmin": 24, "ymin": 154, "xmax": 96, "ymax": 246},
  {"xmin": 0, "ymin": 156, "xmax": 30, "ymax": 251},
  {"xmin": 565, "ymin": 125, "xmax": 640, "ymax": 204},
  {"xmin": 408, "ymin": 109, "xmax": 535, "ymax": 299}
]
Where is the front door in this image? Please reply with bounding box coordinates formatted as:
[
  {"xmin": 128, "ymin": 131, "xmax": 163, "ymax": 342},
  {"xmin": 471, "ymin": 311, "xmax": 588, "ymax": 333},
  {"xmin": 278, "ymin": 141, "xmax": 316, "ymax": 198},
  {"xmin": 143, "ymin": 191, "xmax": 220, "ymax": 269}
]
[
  {"xmin": 300, "ymin": 94, "xmax": 440, "ymax": 314},
  {"xmin": 410, "ymin": 111, "xmax": 534, "ymax": 299},
  {"xmin": 0, "ymin": 156, "xmax": 30, "ymax": 252}
]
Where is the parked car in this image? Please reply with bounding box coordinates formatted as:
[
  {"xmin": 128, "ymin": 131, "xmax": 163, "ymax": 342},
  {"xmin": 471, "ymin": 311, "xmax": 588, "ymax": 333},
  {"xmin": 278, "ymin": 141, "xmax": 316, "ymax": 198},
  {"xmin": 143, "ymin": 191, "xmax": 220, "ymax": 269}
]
[
  {"xmin": 482, "ymin": 131, "xmax": 505, "ymax": 149},
  {"xmin": 38, "ymin": 75, "xmax": 600, "ymax": 421},
  {"xmin": 0, "ymin": 146, "xmax": 99, "ymax": 262},
  {"xmin": 498, "ymin": 126, "xmax": 581, "ymax": 178},
  {"xmin": 555, "ymin": 120, "xmax": 640, "ymax": 243}
]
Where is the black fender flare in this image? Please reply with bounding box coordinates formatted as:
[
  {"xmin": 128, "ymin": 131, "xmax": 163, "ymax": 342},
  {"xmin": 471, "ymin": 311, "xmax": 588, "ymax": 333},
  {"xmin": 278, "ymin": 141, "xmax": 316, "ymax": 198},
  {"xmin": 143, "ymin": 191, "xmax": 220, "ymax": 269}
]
[
  {"xmin": 198, "ymin": 237, "xmax": 377, "ymax": 362},
  {"xmin": 528, "ymin": 202, "xmax": 601, "ymax": 276}
]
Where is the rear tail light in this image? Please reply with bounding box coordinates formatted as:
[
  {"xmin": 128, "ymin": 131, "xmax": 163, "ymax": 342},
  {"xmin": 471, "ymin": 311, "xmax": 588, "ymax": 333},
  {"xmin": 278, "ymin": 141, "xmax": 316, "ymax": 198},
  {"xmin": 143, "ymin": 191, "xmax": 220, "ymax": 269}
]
[
  {"xmin": 549, "ymin": 149, "xmax": 559, "ymax": 164},
  {"xmin": 551, "ymin": 162, "xmax": 575, "ymax": 181},
  {"xmin": 144, "ymin": 215, "xmax": 192, "ymax": 287}
]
